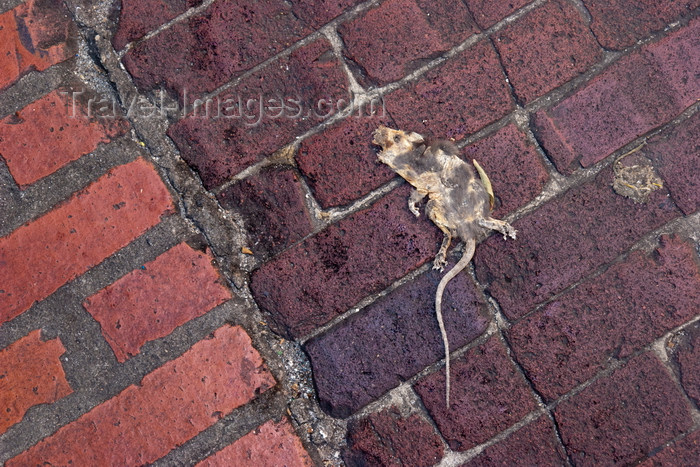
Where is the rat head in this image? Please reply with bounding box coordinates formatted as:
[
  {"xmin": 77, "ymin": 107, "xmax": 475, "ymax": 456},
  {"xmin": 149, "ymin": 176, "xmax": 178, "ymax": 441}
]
[{"xmin": 373, "ymin": 125, "xmax": 425, "ymax": 168}]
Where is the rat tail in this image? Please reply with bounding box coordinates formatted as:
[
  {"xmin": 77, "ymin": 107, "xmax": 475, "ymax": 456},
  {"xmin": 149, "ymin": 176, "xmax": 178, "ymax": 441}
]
[{"xmin": 435, "ymin": 238, "xmax": 476, "ymax": 409}]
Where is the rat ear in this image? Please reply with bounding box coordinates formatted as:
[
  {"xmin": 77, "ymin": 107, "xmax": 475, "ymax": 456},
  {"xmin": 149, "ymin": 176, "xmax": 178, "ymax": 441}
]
[{"xmin": 406, "ymin": 132, "xmax": 424, "ymax": 144}]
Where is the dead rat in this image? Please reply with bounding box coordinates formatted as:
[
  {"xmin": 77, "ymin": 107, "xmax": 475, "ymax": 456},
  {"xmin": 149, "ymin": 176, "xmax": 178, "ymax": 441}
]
[{"xmin": 373, "ymin": 125, "xmax": 517, "ymax": 407}]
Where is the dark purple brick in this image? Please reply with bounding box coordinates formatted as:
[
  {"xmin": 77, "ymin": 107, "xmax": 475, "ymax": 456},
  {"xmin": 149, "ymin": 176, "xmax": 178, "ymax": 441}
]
[
  {"xmin": 461, "ymin": 123, "xmax": 549, "ymax": 218},
  {"xmin": 463, "ymin": 0, "xmax": 532, "ymax": 29},
  {"xmin": 532, "ymin": 18, "xmax": 700, "ymax": 173},
  {"xmin": 168, "ymin": 38, "xmax": 351, "ymax": 188},
  {"xmin": 304, "ymin": 255, "xmax": 489, "ymax": 417},
  {"xmin": 474, "ymin": 165, "xmax": 680, "ymax": 321},
  {"xmin": 644, "ymin": 111, "xmax": 700, "ymax": 215},
  {"xmin": 112, "ymin": 0, "xmax": 203, "ymax": 51},
  {"xmin": 338, "ymin": 0, "xmax": 478, "ymax": 86},
  {"xmin": 492, "ymin": 0, "xmax": 602, "ymax": 104},
  {"xmin": 385, "ymin": 40, "xmax": 514, "ymax": 142},
  {"xmin": 582, "ymin": 0, "xmax": 700, "ymax": 50},
  {"xmin": 669, "ymin": 321, "xmax": 700, "ymax": 407},
  {"xmin": 555, "ymin": 352, "xmax": 694, "ymax": 466},
  {"xmin": 251, "ymin": 185, "xmax": 442, "ymax": 339},
  {"xmin": 344, "ymin": 407, "xmax": 444, "ymax": 466},
  {"xmin": 122, "ymin": 0, "xmax": 311, "ymax": 99},
  {"xmin": 290, "ymin": 0, "xmax": 366, "ymax": 28},
  {"xmin": 217, "ymin": 167, "xmax": 314, "ymax": 259},
  {"xmin": 414, "ymin": 335, "xmax": 538, "ymax": 452},
  {"xmin": 462, "ymin": 415, "xmax": 568, "ymax": 467},
  {"xmin": 296, "ymin": 113, "xmax": 396, "ymax": 209},
  {"xmin": 507, "ymin": 235, "xmax": 700, "ymax": 401},
  {"xmin": 640, "ymin": 429, "xmax": 700, "ymax": 467}
]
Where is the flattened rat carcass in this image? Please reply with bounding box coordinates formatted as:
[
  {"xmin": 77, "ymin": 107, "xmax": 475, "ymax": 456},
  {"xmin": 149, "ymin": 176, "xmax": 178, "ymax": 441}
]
[{"xmin": 373, "ymin": 125, "xmax": 517, "ymax": 407}]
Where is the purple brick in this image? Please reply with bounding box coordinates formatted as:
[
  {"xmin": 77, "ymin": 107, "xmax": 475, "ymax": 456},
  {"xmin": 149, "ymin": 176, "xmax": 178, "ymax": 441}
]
[
  {"xmin": 507, "ymin": 235, "xmax": 700, "ymax": 401},
  {"xmin": 168, "ymin": 38, "xmax": 351, "ymax": 188},
  {"xmin": 385, "ymin": 40, "xmax": 514, "ymax": 142},
  {"xmin": 463, "ymin": 0, "xmax": 532, "ymax": 29},
  {"xmin": 296, "ymin": 113, "xmax": 396, "ymax": 209},
  {"xmin": 122, "ymin": 0, "xmax": 311, "ymax": 99},
  {"xmin": 251, "ymin": 185, "xmax": 442, "ymax": 339},
  {"xmin": 461, "ymin": 123, "xmax": 549, "ymax": 218},
  {"xmin": 290, "ymin": 0, "xmax": 366, "ymax": 28},
  {"xmin": 414, "ymin": 335, "xmax": 538, "ymax": 451},
  {"xmin": 640, "ymin": 429, "xmax": 700, "ymax": 467},
  {"xmin": 344, "ymin": 407, "xmax": 444, "ymax": 466},
  {"xmin": 112, "ymin": 0, "xmax": 203, "ymax": 51},
  {"xmin": 492, "ymin": 0, "xmax": 602, "ymax": 104},
  {"xmin": 474, "ymin": 165, "xmax": 680, "ymax": 321},
  {"xmin": 304, "ymin": 255, "xmax": 489, "ymax": 417},
  {"xmin": 338, "ymin": 0, "xmax": 478, "ymax": 87},
  {"xmin": 533, "ymin": 18, "xmax": 700, "ymax": 173},
  {"xmin": 555, "ymin": 352, "xmax": 694, "ymax": 465},
  {"xmin": 582, "ymin": 0, "xmax": 700, "ymax": 50},
  {"xmin": 462, "ymin": 416, "xmax": 568, "ymax": 467},
  {"xmin": 670, "ymin": 321, "xmax": 700, "ymax": 407},
  {"xmin": 217, "ymin": 167, "xmax": 314, "ymax": 259}
]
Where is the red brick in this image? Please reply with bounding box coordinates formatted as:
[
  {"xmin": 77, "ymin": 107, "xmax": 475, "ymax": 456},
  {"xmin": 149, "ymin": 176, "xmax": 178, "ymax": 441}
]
[
  {"xmin": 492, "ymin": 0, "xmax": 602, "ymax": 104},
  {"xmin": 217, "ymin": 167, "xmax": 314, "ymax": 259},
  {"xmin": 0, "ymin": 90, "xmax": 129, "ymax": 188},
  {"xmin": 296, "ymin": 113, "xmax": 396, "ymax": 209},
  {"xmin": 290, "ymin": 0, "xmax": 366, "ymax": 28},
  {"xmin": 168, "ymin": 38, "xmax": 351, "ymax": 188},
  {"xmin": 473, "ymin": 165, "xmax": 680, "ymax": 321},
  {"xmin": 122, "ymin": 0, "xmax": 311, "ymax": 100},
  {"xmin": 0, "ymin": 158, "xmax": 174, "ymax": 325},
  {"xmin": 0, "ymin": 330, "xmax": 72, "ymax": 435},
  {"xmin": 640, "ymin": 429, "xmax": 700, "ymax": 467},
  {"xmin": 532, "ymin": 18, "xmax": 700, "ymax": 173},
  {"xmin": 112, "ymin": 0, "xmax": 203, "ymax": 51},
  {"xmin": 385, "ymin": 40, "xmax": 514, "ymax": 143},
  {"xmin": 251, "ymin": 184, "xmax": 442, "ymax": 339},
  {"xmin": 582, "ymin": 0, "xmax": 700, "ymax": 50},
  {"xmin": 461, "ymin": 123, "xmax": 549, "ymax": 217},
  {"xmin": 463, "ymin": 0, "xmax": 532, "ymax": 29},
  {"xmin": 414, "ymin": 335, "xmax": 538, "ymax": 452},
  {"xmin": 344, "ymin": 407, "xmax": 444, "ymax": 466},
  {"xmin": 0, "ymin": 0, "xmax": 77, "ymax": 91},
  {"xmin": 462, "ymin": 416, "xmax": 568, "ymax": 467},
  {"xmin": 507, "ymin": 235, "xmax": 700, "ymax": 401},
  {"xmin": 555, "ymin": 352, "xmax": 694, "ymax": 465},
  {"xmin": 7, "ymin": 325, "xmax": 275, "ymax": 466},
  {"xmin": 305, "ymin": 256, "xmax": 489, "ymax": 417},
  {"xmin": 197, "ymin": 418, "xmax": 312, "ymax": 467},
  {"xmin": 669, "ymin": 321, "xmax": 700, "ymax": 407},
  {"xmin": 83, "ymin": 242, "xmax": 231, "ymax": 362},
  {"xmin": 338, "ymin": 0, "xmax": 477, "ymax": 86}
]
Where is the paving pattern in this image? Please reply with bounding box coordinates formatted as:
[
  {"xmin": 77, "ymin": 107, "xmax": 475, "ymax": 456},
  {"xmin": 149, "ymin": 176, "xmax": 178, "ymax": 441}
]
[{"xmin": 1, "ymin": 0, "xmax": 699, "ymax": 465}]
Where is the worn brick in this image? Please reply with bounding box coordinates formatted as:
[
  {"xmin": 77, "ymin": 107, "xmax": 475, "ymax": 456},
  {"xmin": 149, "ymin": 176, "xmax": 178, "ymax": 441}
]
[
  {"xmin": 83, "ymin": 242, "xmax": 231, "ymax": 362},
  {"xmin": 197, "ymin": 418, "xmax": 312, "ymax": 467},
  {"xmin": 555, "ymin": 352, "xmax": 694, "ymax": 465},
  {"xmin": 0, "ymin": 0, "xmax": 77, "ymax": 91},
  {"xmin": 122, "ymin": 0, "xmax": 310, "ymax": 100},
  {"xmin": 7, "ymin": 325, "xmax": 275, "ymax": 466},
  {"xmin": 474, "ymin": 165, "xmax": 680, "ymax": 321},
  {"xmin": 462, "ymin": 415, "xmax": 568, "ymax": 467},
  {"xmin": 582, "ymin": 0, "xmax": 700, "ymax": 50},
  {"xmin": 463, "ymin": 0, "xmax": 532, "ymax": 29},
  {"xmin": 532, "ymin": 18, "xmax": 700, "ymax": 173},
  {"xmin": 296, "ymin": 113, "xmax": 396, "ymax": 209},
  {"xmin": 385, "ymin": 40, "xmax": 514, "ymax": 143},
  {"xmin": 168, "ymin": 37, "xmax": 351, "ymax": 188},
  {"xmin": 217, "ymin": 167, "xmax": 314, "ymax": 259},
  {"xmin": 112, "ymin": 0, "xmax": 203, "ymax": 51},
  {"xmin": 251, "ymin": 185, "xmax": 442, "ymax": 339},
  {"xmin": 415, "ymin": 335, "xmax": 538, "ymax": 452},
  {"xmin": 0, "ymin": 158, "xmax": 174, "ymax": 325},
  {"xmin": 508, "ymin": 235, "xmax": 700, "ymax": 401},
  {"xmin": 0, "ymin": 330, "xmax": 72, "ymax": 435},
  {"xmin": 669, "ymin": 321, "xmax": 700, "ymax": 407},
  {"xmin": 640, "ymin": 429, "xmax": 700, "ymax": 467},
  {"xmin": 305, "ymin": 257, "xmax": 489, "ymax": 417},
  {"xmin": 290, "ymin": 0, "xmax": 366, "ymax": 28},
  {"xmin": 492, "ymin": 0, "xmax": 602, "ymax": 104},
  {"xmin": 344, "ymin": 407, "xmax": 444, "ymax": 467},
  {"xmin": 461, "ymin": 123, "xmax": 548, "ymax": 217},
  {"xmin": 0, "ymin": 90, "xmax": 129, "ymax": 187},
  {"xmin": 338, "ymin": 0, "xmax": 477, "ymax": 86}
]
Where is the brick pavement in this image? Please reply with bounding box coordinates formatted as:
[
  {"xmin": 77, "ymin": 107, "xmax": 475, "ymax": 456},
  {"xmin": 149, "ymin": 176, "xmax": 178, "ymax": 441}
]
[{"xmin": 1, "ymin": 0, "xmax": 698, "ymax": 465}]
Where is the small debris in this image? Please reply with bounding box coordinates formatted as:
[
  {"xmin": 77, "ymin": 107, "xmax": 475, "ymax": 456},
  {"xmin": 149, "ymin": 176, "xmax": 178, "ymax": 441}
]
[
  {"xmin": 241, "ymin": 246, "xmax": 253, "ymax": 255},
  {"xmin": 612, "ymin": 142, "xmax": 664, "ymax": 203}
]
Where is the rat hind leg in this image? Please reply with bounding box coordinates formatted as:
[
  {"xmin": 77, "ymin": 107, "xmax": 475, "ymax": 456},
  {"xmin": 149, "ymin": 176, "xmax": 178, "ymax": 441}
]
[
  {"xmin": 426, "ymin": 200, "xmax": 453, "ymax": 271},
  {"xmin": 478, "ymin": 217, "xmax": 517, "ymax": 239}
]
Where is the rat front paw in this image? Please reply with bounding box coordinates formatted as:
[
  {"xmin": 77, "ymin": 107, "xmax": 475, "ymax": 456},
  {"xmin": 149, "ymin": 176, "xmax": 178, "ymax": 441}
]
[{"xmin": 433, "ymin": 257, "xmax": 446, "ymax": 271}]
